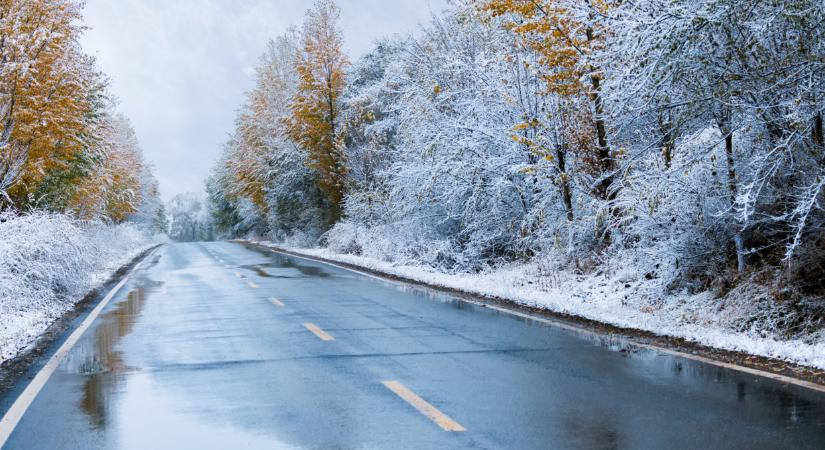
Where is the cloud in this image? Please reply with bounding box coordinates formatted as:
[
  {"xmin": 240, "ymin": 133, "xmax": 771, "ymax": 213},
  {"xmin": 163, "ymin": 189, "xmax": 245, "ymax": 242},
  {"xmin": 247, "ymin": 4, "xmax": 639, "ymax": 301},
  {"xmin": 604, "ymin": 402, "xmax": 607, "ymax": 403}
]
[{"xmin": 80, "ymin": 0, "xmax": 446, "ymax": 201}]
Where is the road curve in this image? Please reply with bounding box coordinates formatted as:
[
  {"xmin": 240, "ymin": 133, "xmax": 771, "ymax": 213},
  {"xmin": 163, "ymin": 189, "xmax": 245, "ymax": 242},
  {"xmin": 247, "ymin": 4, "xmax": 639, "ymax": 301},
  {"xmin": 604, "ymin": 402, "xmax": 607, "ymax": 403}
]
[{"xmin": 1, "ymin": 242, "xmax": 824, "ymax": 449}]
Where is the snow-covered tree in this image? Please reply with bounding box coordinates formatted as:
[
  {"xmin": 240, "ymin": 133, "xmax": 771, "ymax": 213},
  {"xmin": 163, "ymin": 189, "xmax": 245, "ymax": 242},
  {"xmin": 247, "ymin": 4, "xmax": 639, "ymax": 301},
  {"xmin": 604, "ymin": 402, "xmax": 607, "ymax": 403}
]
[
  {"xmin": 168, "ymin": 193, "xmax": 212, "ymax": 242},
  {"xmin": 285, "ymin": 0, "xmax": 350, "ymax": 226},
  {"xmin": 604, "ymin": 0, "xmax": 825, "ymax": 285},
  {"xmin": 328, "ymin": 4, "xmax": 588, "ymax": 268}
]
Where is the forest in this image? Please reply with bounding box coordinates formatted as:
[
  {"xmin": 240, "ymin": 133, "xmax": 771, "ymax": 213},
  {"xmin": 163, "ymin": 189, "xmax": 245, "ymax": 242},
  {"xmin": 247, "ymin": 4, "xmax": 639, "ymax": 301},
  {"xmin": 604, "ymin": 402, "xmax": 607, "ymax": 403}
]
[{"xmin": 208, "ymin": 0, "xmax": 825, "ymax": 354}]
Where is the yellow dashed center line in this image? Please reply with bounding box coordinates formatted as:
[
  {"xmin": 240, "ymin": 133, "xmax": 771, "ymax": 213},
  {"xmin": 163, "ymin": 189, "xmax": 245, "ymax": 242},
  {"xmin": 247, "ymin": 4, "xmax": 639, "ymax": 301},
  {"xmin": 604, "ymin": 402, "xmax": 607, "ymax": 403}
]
[
  {"xmin": 303, "ymin": 323, "xmax": 334, "ymax": 341},
  {"xmin": 270, "ymin": 298, "xmax": 285, "ymax": 307},
  {"xmin": 248, "ymin": 281, "xmax": 259, "ymax": 289},
  {"xmin": 382, "ymin": 381, "xmax": 466, "ymax": 432}
]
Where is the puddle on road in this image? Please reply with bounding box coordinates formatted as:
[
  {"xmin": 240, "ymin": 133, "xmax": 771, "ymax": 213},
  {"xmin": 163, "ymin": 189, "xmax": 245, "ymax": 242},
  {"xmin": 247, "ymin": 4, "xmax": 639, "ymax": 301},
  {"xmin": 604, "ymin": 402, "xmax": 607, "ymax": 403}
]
[
  {"xmin": 80, "ymin": 287, "xmax": 146, "ymax": 427},
  {"xmin": 66, "ymin": 278, "xmax": 163, "ymax": 428},
  {"xmin": 240, "ymin": 246, "xmax": 333, "ymax": 279},
  {"xmin": 273, "ymin": 258, "xmax": 331, "ymax": 278},
  {"xmin": 53, "ymin": 272, "xmax": 302, "ymax": 449}
]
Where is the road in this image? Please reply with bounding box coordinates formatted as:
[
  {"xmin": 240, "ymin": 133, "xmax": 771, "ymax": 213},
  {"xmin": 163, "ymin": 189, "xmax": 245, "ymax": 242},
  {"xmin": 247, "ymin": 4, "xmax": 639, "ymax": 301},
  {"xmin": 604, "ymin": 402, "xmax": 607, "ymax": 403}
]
[{"xmin": 1, "ymin": 242, "xmax": 825, "ymax": 449}]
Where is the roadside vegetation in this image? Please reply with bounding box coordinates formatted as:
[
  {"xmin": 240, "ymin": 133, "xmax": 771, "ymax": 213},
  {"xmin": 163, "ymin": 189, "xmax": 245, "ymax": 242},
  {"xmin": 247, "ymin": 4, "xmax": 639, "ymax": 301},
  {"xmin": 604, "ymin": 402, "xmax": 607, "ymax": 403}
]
[
  {"xmin": 0, "ymin": 212, "xmax": 157, "ymax": 361},
  {"xmin": 0, "ymin": 1, "xmax": 165, "ymax": 360},
  {"xmin": 207, "ymin": 0, "xmax": 825, "ymax": 364}
]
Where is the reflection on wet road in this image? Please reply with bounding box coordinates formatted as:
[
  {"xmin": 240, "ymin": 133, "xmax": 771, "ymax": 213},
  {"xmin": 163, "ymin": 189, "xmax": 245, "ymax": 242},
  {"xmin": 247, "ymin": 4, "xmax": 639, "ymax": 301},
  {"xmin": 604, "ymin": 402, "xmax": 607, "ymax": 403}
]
[
  {"xmin": 2, "ymin": 242, "xmax": 825, "ymax": 449},
  {"xmin": 78, "ymin": 287, "xmax": 147, "ymax": 428}
]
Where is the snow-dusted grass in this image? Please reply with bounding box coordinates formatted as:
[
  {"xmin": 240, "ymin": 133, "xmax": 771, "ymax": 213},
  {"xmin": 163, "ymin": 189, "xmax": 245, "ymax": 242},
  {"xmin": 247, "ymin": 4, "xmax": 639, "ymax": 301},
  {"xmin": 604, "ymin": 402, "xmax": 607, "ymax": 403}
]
[
  {"xmin": 0, "ymin": 212, "xmax": 161, "ymax": 362},
  {"xmin": 257, "ymin": 241, "xmax": 825, "ymax": 370}
]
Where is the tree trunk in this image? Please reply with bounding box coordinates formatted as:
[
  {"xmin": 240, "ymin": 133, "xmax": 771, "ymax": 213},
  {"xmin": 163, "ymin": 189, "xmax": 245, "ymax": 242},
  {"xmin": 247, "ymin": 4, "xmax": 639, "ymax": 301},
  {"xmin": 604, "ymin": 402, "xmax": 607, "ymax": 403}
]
[
  {"xmin": 326, "ymin": 85, "xmax": 343, "ymax": 226},
  {"xmin": 659, "ymin": 112, "xmax": 675, "ymax": 169},
  {"xmin": 734, "ymin": 233, "xmax": 746, "ymax": 274},
  {"xmin": 556, "ymin": 144, "xmax": 574, "ymax": 222},
  {"xmin": 561, "ymin": 177, "xmax": 574, "ymax": 222},
  {"xmin": 589, "ymin": 74, "xmax": 614, "ymax": 201},
  {"xmin": 722, "ymin": 123, "xmax": 746, "ymax": 274},
  {"xmin": 724, "ymin": 132, "xmax": 737, "ymax": 204},
  {"xmin": 662, "ymin": 140, "xmax": 674, "ymax": 170},
  {"xmin": 814, "ymin": 112, "xmax": 823, "ymax": 148},
  {"xmin": 585, "ymin": 26, "xmax": 615, "ymax": 201}
]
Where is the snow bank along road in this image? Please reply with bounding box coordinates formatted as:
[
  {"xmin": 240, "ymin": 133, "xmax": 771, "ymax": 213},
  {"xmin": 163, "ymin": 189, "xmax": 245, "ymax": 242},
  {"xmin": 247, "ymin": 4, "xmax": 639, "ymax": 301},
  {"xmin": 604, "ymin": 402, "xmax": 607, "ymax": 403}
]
[{"xmin": 1, "ymin": 242, "xmax": 824, "ymax": 449}]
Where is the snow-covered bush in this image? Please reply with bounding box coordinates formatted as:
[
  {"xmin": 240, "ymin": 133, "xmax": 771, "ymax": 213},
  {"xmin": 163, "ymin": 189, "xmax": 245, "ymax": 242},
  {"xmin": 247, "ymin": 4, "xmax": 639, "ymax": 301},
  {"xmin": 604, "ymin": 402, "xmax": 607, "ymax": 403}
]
[
  {"xmin": 280, "ymin": 229, "xmax": 321, "ymax": 249},
  {"xmin": 0, "ymin": 212, "xmax": 93, "ymax": 312},
  {"xmin": 610, "ymin": 128, "xmax": 741, "ymax": 293},
  {"xmin": 324, "ymin": 220, "xmax": 456, "ymax": 269}
]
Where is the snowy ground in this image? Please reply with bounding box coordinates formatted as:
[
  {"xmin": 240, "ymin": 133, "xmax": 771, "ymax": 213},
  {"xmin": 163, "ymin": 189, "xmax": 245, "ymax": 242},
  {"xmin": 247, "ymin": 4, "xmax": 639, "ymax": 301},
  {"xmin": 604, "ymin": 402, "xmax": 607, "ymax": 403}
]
[
  {"xmin": 0, "ymin": 213, "xmax": 162, "ymax": 363},
  {"xmin": 255, "ymin": 241, "xmax": 825, "ymax": 370}
]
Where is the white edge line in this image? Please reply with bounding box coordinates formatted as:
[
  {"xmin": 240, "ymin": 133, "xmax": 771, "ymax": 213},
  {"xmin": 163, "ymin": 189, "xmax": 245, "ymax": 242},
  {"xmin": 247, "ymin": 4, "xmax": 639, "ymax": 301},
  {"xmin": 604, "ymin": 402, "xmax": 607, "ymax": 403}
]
[
  {"xmin": 259, "ymin": 245, "xmax": 825, "ymax": 394},
  {"xmin": 0, "ymin": 248, "xmax": 157, "ymax": 447}
]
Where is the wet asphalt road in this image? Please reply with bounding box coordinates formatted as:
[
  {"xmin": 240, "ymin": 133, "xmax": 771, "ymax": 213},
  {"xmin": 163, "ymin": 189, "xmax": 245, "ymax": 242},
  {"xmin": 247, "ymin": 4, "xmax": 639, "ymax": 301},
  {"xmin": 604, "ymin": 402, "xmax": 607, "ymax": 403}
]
[{"xmin": 2, "ymin": 242, "xmax": 825, "ymax": 449}]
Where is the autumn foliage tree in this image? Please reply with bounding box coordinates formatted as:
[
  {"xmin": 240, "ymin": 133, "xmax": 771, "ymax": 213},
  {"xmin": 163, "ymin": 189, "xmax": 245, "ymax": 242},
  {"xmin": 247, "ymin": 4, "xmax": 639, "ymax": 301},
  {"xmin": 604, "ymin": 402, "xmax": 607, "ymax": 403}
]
[
  {"xmin": 71, "ymin": 114, "xmax": 146, "ymax": 222},
  {"xmin": 0, "ymin": 0, "xmax": 88, "ymax": 203},
  {"xmin": 478, "ymin": 0, "xmax": 617, "ymax": 200},
  {"xmin": 0, "ymin": 0, "xmax": 159, "ymax": 224},
  {"xmin": 212, "ymin": 30, "xmax": 328, "ymax": 240},
  {"xmin": 286, "ymin": 0, "xmax": 349, "ymax": 225}
]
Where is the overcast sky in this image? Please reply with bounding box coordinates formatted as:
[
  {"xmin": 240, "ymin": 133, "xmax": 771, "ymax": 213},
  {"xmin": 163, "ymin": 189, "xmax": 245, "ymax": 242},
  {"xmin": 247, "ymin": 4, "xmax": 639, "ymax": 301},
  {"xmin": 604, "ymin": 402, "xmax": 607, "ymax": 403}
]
[{"xmin": 80, "ymin": 0, "xmax": 447, "ymax": 201}]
